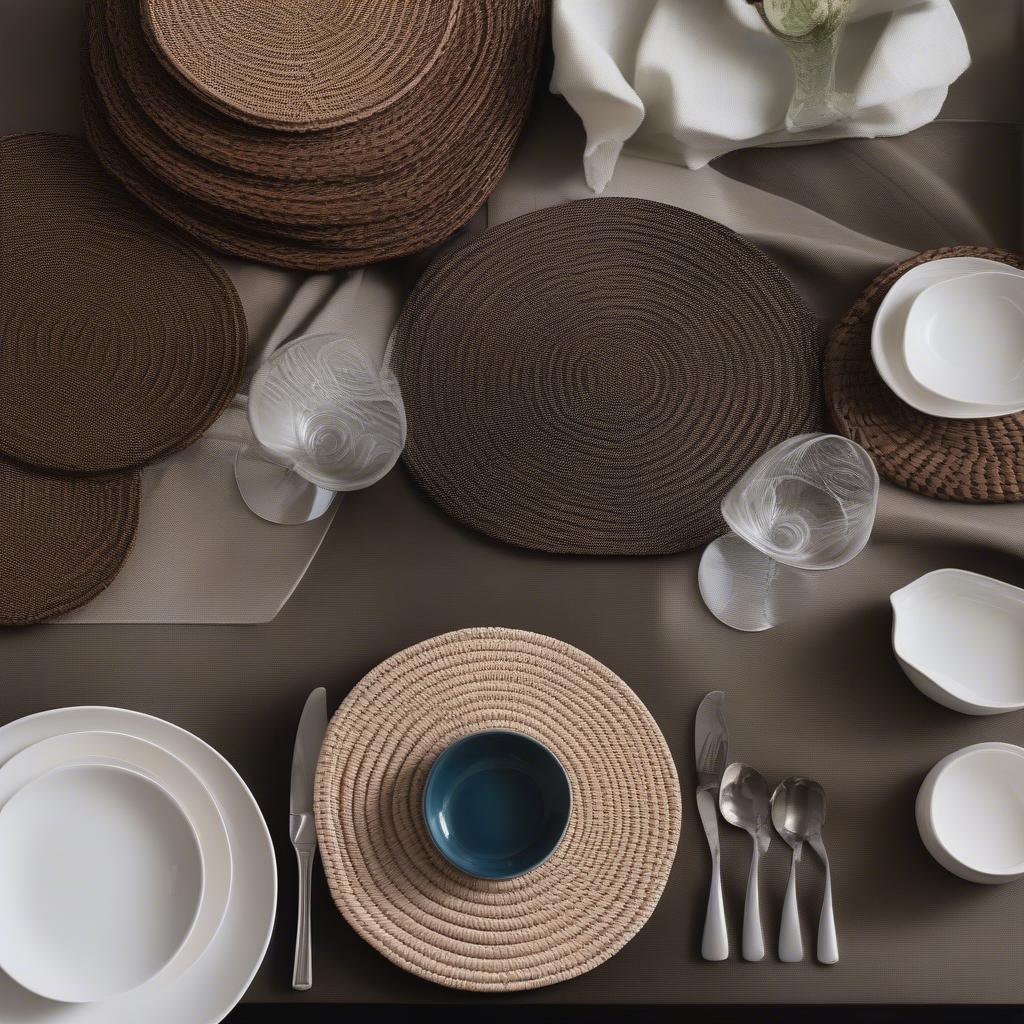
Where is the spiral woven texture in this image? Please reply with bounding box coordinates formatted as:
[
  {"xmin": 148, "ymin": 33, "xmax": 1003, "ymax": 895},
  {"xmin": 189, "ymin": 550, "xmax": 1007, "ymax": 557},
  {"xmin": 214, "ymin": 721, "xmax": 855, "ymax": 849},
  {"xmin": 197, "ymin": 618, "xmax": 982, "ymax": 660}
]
[
  {"xmin": 81, "ymin": 0, "xmax": 546, "ymax": 269},
  {"xmin": 825, "ymin": 246, "xmax": 1024, "ymax": 502},
  {"xmin": 392, "ymin": 197, "xmax": 823, "ymax": 555},
  {"xmin": 0, "ymin": 458, "xmax": 139, "ymax": 625},
  {"xmin": 0, "ymin": 133, "xmax": 246, "ymax": 472},
  {"xmin": 142, "ymin": 0, "xmax": 460, "ymax": 131},
  {"xmin": 314, "ymin": 627, "xmax": 681, "ymax": 992}
]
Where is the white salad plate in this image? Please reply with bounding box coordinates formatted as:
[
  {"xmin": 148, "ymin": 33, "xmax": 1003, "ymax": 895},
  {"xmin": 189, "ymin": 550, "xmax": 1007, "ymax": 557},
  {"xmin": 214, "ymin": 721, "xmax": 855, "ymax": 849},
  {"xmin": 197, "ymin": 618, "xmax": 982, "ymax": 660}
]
[
  {"xmin": 891, "ymin": 568, "xmax": 1024, "ymax": 715},
  {"xmin": 917, "ymin": 742, "xmax": 1024, "ymax": 884},
  {"xmin": 0, "ymin": 708, "xmax": 276, "ymax": 1024},
  {"xmin": 0, "ymin": 763, "xmax": 204, "ymax": 1003},
  {"xmin": 871, "ymin": 257, "xmax": 1024, "ymax": 418},
  {"xmin": 0, "ymin": 730, "xmax": 233, "ymax": 988},
  {"xmin": 904, "ymin": 272, "xmax": 1024, "ymax": 407}
]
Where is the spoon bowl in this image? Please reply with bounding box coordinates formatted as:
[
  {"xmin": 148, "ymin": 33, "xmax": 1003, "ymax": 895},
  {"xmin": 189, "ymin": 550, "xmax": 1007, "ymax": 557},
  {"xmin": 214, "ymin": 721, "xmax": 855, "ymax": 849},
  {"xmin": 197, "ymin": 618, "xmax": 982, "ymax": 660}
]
[{"xmin": 771, "ymin": 776, "xmax": 826, "ymax": 846}]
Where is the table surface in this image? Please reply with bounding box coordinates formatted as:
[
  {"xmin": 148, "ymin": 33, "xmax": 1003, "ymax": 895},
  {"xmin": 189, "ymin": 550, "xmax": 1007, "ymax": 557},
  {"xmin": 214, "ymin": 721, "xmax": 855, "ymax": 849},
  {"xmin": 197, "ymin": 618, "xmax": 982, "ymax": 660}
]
[{"xmin": 2, "ymin": 0, "xmax": 1024, "ymax": 1009}]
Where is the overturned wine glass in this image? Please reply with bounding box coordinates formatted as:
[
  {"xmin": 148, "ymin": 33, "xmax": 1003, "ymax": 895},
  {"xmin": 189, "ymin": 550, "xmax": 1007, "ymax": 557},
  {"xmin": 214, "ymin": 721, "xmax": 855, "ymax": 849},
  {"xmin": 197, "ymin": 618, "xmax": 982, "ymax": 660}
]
[
  {"xmin": 235, "ymin": 333, "xmax": 406, "ymax": 524},
  {"xmin": 698, "ymin": 433, "xmax": 878, "ymax": 631},
  {"xmin": 748, "ymin": 0, "xmax": 854, "ymax": 133}
]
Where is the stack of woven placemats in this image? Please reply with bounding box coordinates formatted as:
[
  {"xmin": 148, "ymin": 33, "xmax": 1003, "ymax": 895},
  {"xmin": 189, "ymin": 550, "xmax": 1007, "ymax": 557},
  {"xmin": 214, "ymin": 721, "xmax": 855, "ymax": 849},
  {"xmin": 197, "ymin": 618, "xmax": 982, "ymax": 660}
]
[
  {"xmin": 81, "ymin": 0, "xmax": 547, "ymax": 271},
  {"xmin": 0, "ymin": 133, "xmax": 246, "ymax": 624}
]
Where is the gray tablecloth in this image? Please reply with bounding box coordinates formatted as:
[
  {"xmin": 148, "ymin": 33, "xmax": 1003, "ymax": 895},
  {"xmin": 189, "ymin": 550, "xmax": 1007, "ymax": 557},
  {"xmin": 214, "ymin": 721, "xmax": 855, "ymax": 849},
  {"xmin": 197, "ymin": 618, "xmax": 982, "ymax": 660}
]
[{"xmin": 2, "ymin": 0, "xmax": 1024, "ymax": 1006}]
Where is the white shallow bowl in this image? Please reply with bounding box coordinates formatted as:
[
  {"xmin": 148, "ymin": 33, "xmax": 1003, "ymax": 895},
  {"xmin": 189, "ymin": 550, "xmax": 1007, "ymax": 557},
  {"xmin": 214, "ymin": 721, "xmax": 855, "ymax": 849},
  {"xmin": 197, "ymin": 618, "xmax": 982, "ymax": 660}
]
[
  {"xmin": 904, "ymin": 272, "xmax": 1024, "ymax": 407},
  {"xmin": 0, "ymin": 731, "xmax": 232, "ymax": 988},
  {"xmin": 891, "ymin": 568, "xmax": 1024, "ymax": 715},
  {"xmin": 0, "ymin": 763, "xmax": 204, "ymax": 1003},
  {"xmin": 871, "ymin": 257, "xmax": 1024, "ymax": 418},
  {"xmin": 917, "ymin": 743, "xmax": 1024, "ymax": 884}
]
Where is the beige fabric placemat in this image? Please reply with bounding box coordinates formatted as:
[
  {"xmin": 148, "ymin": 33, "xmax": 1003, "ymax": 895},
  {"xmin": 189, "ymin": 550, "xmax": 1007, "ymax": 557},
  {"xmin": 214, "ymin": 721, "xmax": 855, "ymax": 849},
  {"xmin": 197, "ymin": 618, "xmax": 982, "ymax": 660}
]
[{"xmin": 314, "ymin": 627, "xmax": 681, "ymax": 991}]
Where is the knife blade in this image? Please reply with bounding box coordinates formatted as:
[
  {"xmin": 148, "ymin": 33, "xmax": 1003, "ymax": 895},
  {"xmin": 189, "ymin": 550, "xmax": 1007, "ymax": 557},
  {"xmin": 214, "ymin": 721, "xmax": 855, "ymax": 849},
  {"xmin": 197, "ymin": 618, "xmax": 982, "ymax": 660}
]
[
  {"xmin": 290, "ymin": 687, "xmax": 329, "ymax": 990},
  {"xmin": 694, "ymin": 690, "xmax": 729, "ymax": 960}
]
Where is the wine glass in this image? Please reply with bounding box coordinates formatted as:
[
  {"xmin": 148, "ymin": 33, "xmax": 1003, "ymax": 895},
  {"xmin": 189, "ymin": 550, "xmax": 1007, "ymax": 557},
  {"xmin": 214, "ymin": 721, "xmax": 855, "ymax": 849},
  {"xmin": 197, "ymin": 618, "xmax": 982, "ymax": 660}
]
[
  {"xmin": 235, "ymin": 333, "xmax": 406, "ymax": 524},
  {"xmin": 698, "ymin": 433, "xmax": 879, "ymax": 631},
  {"xmin": 749, "ymin": 0, "xmax": 854, "ymax": 133}
]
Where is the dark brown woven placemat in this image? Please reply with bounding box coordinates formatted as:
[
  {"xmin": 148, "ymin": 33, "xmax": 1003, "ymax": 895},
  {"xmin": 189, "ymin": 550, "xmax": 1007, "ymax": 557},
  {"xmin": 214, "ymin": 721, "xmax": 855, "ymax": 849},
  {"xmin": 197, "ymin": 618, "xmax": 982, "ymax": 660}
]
[
  {"xmin": 824, "ymin": 246, "xmax": 1024, "ymax": 502},
  {"xmin": 142, "ymin": 0, "xmax": 459, "ymax": 132},
  {"xmin": 0, "ymin": 133, "xmax": 246, "ymax": 473},
  {"xmin": 0, "ymin": 458, "xmax": 139, "ymax": 625},
  {"xmin": 392, "ymin": 197, "xmax": 823, "ymax": 556}
]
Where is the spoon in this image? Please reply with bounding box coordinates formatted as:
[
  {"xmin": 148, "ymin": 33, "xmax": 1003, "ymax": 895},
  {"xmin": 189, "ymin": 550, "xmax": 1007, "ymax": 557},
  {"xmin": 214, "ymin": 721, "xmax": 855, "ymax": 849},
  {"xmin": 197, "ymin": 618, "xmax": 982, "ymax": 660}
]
[
  {"xmin": 771, "ymin": 776, "xmax": 838, "ymax": 964},
  {"xmin": 719, "ymin": 763, "xmax": 772, "ymax": 961}
]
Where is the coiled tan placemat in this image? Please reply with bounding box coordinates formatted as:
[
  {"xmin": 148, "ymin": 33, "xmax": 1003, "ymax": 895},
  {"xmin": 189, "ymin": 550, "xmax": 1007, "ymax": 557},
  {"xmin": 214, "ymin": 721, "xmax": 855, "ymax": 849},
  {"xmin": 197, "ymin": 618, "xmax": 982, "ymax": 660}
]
[
  {"xmin": 825, "ymin": 246, "xmax": 1024, "ymax": 502},
  {"xmin": 0, "ymin": 133, "xmax": 246, "ymax": 473},
  {"xmin": 314, "ymin": 627, "xmax": 681, "ymax": 992},
  {"xmin": 0, "ymin": 458, "xmax": 139, "ymax": 625},
  {"xmin": 142, "ymin": 0, "xmax": 460, "ymax": 132},
  {"xmin": 392, "ymin": 197, "xmax": 823, "ymax": 555}
]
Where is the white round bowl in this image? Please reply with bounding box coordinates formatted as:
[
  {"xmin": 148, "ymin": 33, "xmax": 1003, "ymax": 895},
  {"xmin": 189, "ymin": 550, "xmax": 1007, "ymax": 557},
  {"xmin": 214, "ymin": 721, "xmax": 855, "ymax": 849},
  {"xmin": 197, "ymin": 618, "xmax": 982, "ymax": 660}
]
[
  {"xmin": 0, "ymin": 762, "xmax": 204, "ymax": 1002},
  {"xmin": 871, "ymin": 257, "xmax": 1024, "ymax": 418},
  {"xmin": 917, "ymin": 742, "xmax": 1024, "ymax": 884},
  {"xmin": 904, "ymin": 272, "xmax": 1024, "ymax": 407}
]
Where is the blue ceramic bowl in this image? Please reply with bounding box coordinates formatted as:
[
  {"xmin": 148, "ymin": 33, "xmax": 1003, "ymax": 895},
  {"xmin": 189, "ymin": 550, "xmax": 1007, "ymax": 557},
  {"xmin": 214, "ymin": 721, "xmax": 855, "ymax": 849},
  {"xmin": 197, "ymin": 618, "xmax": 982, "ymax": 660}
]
[{"xmin": 423, "ymin": 730, "xmax": 572, "ymax": 880}]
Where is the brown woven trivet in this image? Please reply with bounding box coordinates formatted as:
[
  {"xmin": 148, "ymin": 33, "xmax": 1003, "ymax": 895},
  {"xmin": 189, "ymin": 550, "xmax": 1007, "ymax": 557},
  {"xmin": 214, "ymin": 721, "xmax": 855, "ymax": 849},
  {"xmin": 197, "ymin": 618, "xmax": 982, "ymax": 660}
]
[
  {"xmin": 392, "ymin": 197, "xmax": 823, "ymax": 555},
  {"xmin": 0, "ymin": 458, "xmax": 139, "ymax": 625},
  {"xmin": 0, "ymin": 133, "xmax": 246, "ymax": 473},
  {"xmin": 825, "ymin": 246, "xmax": 1024, "ymax": 502},
  {"xmin": 314, "ymin": 627, "xmax": 681, "ymax": 992},
  {"xmin": 142, "ymin": 0, "xmax": 460, "ymax": 132}
]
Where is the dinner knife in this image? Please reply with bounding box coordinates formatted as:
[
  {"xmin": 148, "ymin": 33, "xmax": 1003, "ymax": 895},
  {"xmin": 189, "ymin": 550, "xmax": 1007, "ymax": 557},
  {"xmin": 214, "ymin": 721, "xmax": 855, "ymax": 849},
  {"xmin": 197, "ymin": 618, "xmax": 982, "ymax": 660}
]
[
  {"xmin": 695, "ymin": 690, "xmax": 729, "ymax": 961},
  {"xmin": 290, "ymin": 687, "xmax": 329, "ymax": 991}
]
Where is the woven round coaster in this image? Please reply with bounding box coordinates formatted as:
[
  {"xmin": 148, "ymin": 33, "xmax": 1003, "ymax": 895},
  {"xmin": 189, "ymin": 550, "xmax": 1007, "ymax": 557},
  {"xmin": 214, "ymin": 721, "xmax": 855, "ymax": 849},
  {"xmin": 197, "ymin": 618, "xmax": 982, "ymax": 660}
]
[
  {"xmin": 825, "ymin": 246, "xmax": 1024, "ymax": 502},
  {"xmin": 392, "ymin": 197, "xmax": 823, "ymax": 555},
  {"xmin": 142, "ymin": 0, "xmax": 460, "ymax": 132},
  {"xmin": 0, "ymin": 133, "xmax": 246, "ymax": 473},
  {"xmin": 0, "ymin": 458, "xmax": 139, "ymax": 625},
  {"xmin": 314, "ymin": 627, "xmax": 681, "ymax": 992}
]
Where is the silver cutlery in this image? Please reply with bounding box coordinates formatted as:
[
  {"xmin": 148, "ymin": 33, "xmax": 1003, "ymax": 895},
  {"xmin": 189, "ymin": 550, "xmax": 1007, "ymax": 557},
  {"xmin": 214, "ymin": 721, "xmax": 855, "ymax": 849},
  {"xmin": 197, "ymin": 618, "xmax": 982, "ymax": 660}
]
[
  {"xmin": 290, "ymin": 687, "xmax": 329, "ymax": 990},
  {"xmin": 771, "ymin": 776, "xmax": 838, "ymax": 964},
  {"xmin": 694, "ymin": 690, "xmax": 729, "ymax": 961},
  {"xmin": 719, "ymin": 763, "xmax": 771, "ymax": 962}
]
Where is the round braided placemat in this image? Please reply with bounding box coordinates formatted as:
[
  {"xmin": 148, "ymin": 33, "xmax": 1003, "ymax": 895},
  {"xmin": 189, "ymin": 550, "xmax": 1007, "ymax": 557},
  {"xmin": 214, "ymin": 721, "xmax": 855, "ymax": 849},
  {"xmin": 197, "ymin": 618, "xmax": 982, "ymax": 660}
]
[
  {"xmin": 142, "ymin": 0, "xmax": 460, "ymax": 132},
  {"xmin": 0, "ymin": 133, "xmax": 246, "ymax": 473},
  {"xmin": 392, "ymin": 197, "xmax": 823, "ymax": 555},
  {"xmin": 825, "ymin": 246, "xmax": 1024, "ymax": 502},
  {"xmin": 314, "ymin": 627, "xmax": 681, "ymax": 992},
  {"xmin": 0, "ymin": 458, "xmax": 139, "ymax": 625}
]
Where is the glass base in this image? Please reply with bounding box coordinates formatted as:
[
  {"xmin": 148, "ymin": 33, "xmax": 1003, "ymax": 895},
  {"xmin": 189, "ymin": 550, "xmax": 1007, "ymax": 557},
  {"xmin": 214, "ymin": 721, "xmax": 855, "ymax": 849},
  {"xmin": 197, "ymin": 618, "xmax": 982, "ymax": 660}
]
[
  {"xmin": 698, "ymin": 533, "xmax": 818, "ymax": 632},
  {"xmin": 234, "ymin": 442, "xmax": 338, "ymax": 525},
  {"xmin": 785, "ymin": 90, "xmax": 854, "ymax": 133}
]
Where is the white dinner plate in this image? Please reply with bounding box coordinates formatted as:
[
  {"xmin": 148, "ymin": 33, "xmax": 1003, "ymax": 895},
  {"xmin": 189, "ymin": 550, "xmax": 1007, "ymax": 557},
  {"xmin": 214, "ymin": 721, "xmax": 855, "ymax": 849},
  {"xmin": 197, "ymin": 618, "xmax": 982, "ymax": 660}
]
[
  {"xmin": 0, "ymin": 763, "xmax": 204, "ymax": 1003},
  {"xmin": 0, "ymin": 708, "xmax": 276, "ymax": 1024},
  {"xmin": 871, "ymin": 257, "xmax": 1024, "ymax": 418},
  {"xmin": 0, "ymin": 731, "xmax": 233, "ymax": 987}
]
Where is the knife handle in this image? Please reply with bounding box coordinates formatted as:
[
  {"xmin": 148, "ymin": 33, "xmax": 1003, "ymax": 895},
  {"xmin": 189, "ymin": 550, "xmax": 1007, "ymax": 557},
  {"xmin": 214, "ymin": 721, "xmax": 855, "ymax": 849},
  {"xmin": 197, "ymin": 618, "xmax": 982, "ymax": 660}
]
[
  {"xmin": 702, "ymin": 851, "xmax": 729, "ymax": 961},
  {"xmin": 292, "ymin": 846, "xmax": 316, "ymax": 990}
]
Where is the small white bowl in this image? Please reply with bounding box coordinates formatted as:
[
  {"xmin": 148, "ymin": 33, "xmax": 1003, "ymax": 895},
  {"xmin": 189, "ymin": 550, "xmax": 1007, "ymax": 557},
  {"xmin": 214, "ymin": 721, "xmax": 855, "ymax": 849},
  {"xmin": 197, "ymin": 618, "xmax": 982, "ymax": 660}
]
[
  {"xmin": 891, "ymin": 568, "xmax": 1024, "ymax": 715},
  {"xmin": 904, "ymin": 272, "xmax": 1024, "ymax": 407},
  {"xmin": 917, "ymin": 743, "xmax": 1024, "ymax": 884}
]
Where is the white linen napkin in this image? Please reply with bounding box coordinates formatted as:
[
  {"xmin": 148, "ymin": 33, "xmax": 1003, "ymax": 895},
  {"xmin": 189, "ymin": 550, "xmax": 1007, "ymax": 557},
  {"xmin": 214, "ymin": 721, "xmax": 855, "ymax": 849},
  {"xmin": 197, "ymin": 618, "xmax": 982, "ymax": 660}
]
[{"xmin": 551, "ymin": 0, "xmax": 971, "ymax": 189}]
